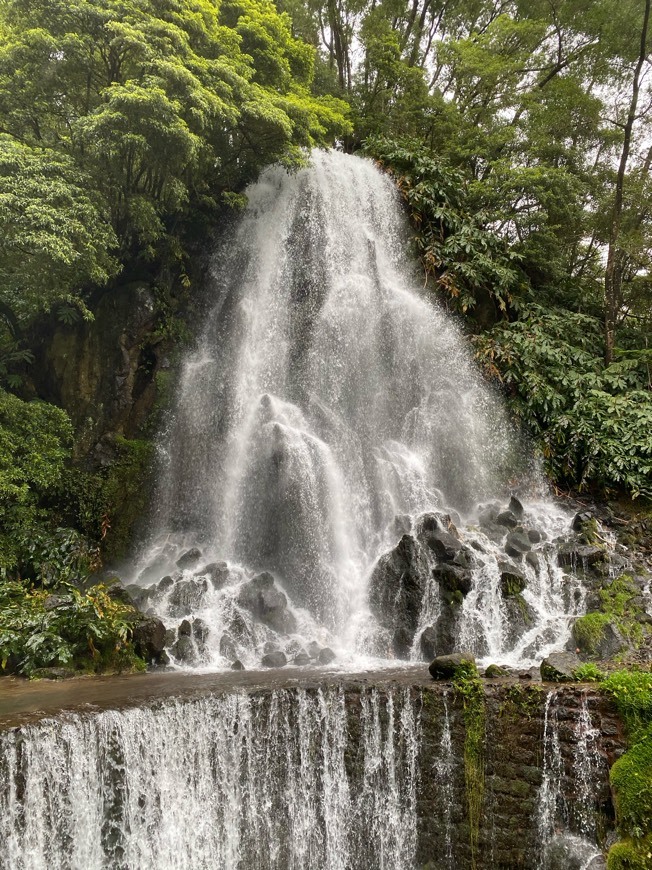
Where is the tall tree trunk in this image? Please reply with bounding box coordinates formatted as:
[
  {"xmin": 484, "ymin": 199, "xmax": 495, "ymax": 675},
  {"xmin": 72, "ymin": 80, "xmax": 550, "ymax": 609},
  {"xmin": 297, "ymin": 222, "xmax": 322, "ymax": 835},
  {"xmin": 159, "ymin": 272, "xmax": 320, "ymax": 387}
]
[{"xmin": 604, "ymin": 0, "xmax": 651, "ymax": 364}]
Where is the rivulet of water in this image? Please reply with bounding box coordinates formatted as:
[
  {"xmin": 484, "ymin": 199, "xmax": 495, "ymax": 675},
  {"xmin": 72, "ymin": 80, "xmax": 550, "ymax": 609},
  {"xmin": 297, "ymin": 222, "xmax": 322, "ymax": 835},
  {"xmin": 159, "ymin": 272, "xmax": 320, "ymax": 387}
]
[{"xmin": 0, "ymin": 687, "xmax": 419, "ymax": 870}]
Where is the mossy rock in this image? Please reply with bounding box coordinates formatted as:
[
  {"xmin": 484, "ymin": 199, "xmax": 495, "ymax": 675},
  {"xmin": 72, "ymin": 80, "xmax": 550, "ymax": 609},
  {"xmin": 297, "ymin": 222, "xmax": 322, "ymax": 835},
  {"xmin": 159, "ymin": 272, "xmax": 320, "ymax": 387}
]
[
  {"xmin": 485, "ymin": 663, "xmax": 509, "ymax": 678},
  {"xmin": 607, "ymin": 835, "xmax": 652, "ymax": 870},
  {"xmin": 429, "ymin": 652, "xmax": 477, "ymax": 680}
]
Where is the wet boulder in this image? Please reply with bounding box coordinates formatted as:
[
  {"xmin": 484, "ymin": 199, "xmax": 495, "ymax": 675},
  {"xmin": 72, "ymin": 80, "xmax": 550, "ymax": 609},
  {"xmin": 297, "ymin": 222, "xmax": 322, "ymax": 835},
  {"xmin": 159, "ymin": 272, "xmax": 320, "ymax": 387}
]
[
  {"xmin": 484, "ymin": 664, "xmax": 509, "ymax": 678},
  {"xmin": 262, "ymin": 650, "xmax": 287, "ymax": 668},
  {"xmin": 176, "ymin": 548, "xmax": 202, "ymax": 570},
  {"xmin": 571, "ymin": 617, "xmax": 630, "ymax": 660},
  {"xmin": 420, "ymin": 626, "xmax": 438, "ymax": 661},
  {"xmin": 571, "ymin": 510, "xmax": 595, "ymax": 532},
  {"xmin": 172, "ymin": 634, "xmax": 197, "ymax": 665},
  {"xmin": 495, "ymin": 510, "xmax": 519, "ymax": 529},
  {"xmin": 132, "ymin": 616, "xmax": 166, "ymax": 661},
  {"xmin": 197, "ymin": 562, "xmax": 230, "ymax": 589},
  {"xmin": 433, "ymin": 563, "xmax": 473, "ymax": 598},
  {"xmin": 178, "ymin": 619, "xmax": 192, "ymax": 636},
  {"xmin": 505, "ymin": 530, "xmax": 532, "ymax": 559},
  {"xmin": 220, "ymin": 633, "xmax": 237, "ymax": 660},
  {"xmin": 158, "ymin": 575, "xmax": 174, "ymax": 593},
  {"xmin": 503, "ymin": 595, "xmax": 536, "ymax": 646},
  {"xmin": 237, "ymin": 572, "xmax": 297, "ymax": 635},
  {"xmin": 105, "ymin": 582, "xmax": 133, "ymax": 605},
  {"xmin": 525, "ymin": 551, "xmax": 540, "ymax": 572},
  {"xmin": 231, "ymin": 659, "xmax": 245, "ymax": 671},
  {"xmin": 423, "ymin": 529, "xmax": 462, "ymax": 562},
  {"xmin": 318, "ymin": 647, "xmax": 336, "ymax": 665},
  {"xmin": 557, "ymin": 545, "xmax": 607, "ymax": 568},
  {"xmin": 498, "ymin": 561, "xmax": 527, "ymax": 597},
  {"xmin": 429, "ymin": 652, "xmax": 476, "ymax": 680},
  {"xmin": 527, "ymin": 529, "xmax": 542, "ymax": 544},
  {"xmin": 167, "ymin": 577, "xmax": 209, "ymax": 617},
  {"xmin": 192, "ymin": 617, "xmax": 209, "ymax": 649},
  {"xmin": 368, "ymin": 535, "xmax": 429, "ymax": 658},
  {"xmin": 508, "ymin": 496, "xmax": 525, "ymax": 519},
  {"xmin": 293, "ymin": 652, "xmax": 310, "ymax": 666},
  {"xmin": 124, "ymin": 584, "xmax": 151, "ymax": 609},
  {"xmin": 540, "ymin": 651, "xmax": 581, "ymax": 682}
]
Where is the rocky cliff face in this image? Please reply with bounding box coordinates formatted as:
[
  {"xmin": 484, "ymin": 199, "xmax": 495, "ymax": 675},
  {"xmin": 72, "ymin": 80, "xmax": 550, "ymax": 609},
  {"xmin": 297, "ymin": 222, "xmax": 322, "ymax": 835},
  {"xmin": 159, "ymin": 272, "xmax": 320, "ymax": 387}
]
[{"xmin": 29, "ymin": 282, "xmax": 169, "ymax": 459}]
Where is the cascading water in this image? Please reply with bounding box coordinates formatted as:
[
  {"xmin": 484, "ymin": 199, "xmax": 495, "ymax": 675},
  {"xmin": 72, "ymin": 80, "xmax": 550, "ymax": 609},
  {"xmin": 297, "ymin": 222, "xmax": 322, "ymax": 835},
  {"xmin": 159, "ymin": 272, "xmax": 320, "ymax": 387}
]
[
  {"xmin": 537, "ymin": 691, "xmax": 607, "ymax": 870},
  {"xmin": 127, "ymin": 150, "xmax": 590, "ymax": 670},
  {"xmin": 0, "ymin": 687, "xmax": 419, "ymax": 870}
]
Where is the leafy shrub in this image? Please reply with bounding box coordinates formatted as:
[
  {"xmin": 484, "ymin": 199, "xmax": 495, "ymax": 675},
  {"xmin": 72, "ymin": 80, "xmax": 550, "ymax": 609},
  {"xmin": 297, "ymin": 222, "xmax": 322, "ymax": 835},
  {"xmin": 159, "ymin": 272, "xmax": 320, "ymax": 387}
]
[
  {"xmin": 0, "ymin": 579, "xmax": 142, "ymax": 676},
  {"xmin": 602, "ymin": 670, "xmax": 652, "ymax": 740},
  {"xmin": 572, "ymin": 663, "xmax": 605, "ymax": 682}
]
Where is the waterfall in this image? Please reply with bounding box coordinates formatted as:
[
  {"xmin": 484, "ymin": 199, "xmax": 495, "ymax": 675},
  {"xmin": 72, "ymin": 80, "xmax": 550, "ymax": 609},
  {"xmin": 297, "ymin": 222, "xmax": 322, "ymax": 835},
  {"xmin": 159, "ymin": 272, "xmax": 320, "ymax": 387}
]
[
  {"xmin": 537, "ymin": 691, "xmax": 606, "ymax": 870},
  {"xmin": 127, "ymin": 150, "xmax": 589, "ymax": 670},
  {"xmin": 0, "ymin": 687, "xmax": 419, "ymax": 870}
]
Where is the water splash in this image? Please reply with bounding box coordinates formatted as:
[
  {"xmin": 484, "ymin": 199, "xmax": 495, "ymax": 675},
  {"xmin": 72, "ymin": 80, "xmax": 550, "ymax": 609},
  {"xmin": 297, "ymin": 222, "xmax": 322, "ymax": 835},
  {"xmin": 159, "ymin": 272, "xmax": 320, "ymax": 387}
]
[{"xmin": 0, "ymin": 687, "xmax": 419, "ymax": 870}]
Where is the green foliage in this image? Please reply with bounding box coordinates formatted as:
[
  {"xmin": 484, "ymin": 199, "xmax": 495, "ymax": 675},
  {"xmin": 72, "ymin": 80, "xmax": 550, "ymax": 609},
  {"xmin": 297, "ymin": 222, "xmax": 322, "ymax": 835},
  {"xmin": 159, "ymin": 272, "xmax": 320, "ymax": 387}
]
[
  {"xmin": 602, "ymin": 670, "xmax": 652, "ymax": 741},
  {"xmin": 573, "ymin": 576, "xmax": 648, "ymax": 657},
  {"xmin": 0, "ymin": 579, "xmax": 142, "ymax": 676},
  {"xmin": 607, "ymin": 835, "xmax": 652, "ymax": 870},
  {"xmin": 572, "ymin": 663, "xmax": 606, "ymax": 683},
  {"xmin": 366, "ymin": 137, "xmax": 522, "ymax": 319},
  {"xmin": 602, "ymin": 669, "xmax": 652, "ymax": 863},
  {"xmin": 475, "ymin": 308, "xmax": 652, "ymax": 497},
  {"xmin": 610, "ymin": 737, "xmax": 652, "ymax": 837},
  {"xmin": 453, "ymin": 662, "xmax": 486, "ymax": 870},
  {"xmin": 0, "ymin": 389, "xmax": 73, "ymax": 569}
]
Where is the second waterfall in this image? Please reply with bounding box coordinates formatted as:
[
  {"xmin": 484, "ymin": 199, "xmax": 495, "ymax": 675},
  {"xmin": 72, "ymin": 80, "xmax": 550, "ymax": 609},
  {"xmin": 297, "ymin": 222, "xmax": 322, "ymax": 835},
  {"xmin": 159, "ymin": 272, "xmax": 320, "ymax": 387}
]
[{"xmin": 131, "ymin": 150, "xmax": 584, "ymax": 670}]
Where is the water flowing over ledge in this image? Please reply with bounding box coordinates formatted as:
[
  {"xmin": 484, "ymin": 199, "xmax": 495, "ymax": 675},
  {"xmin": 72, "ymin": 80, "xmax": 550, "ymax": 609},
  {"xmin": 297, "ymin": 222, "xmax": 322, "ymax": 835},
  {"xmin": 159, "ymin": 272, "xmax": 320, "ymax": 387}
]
[{"xmin": 0, "ymin": 673, "xmax": 625, "ymax": 870}]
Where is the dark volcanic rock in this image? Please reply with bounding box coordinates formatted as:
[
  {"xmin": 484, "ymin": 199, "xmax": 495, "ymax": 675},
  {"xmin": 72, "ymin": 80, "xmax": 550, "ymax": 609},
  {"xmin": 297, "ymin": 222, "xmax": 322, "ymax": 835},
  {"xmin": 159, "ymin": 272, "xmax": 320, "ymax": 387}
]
[
  {"xmin": 168, "ymin": 578, "xmax": 208, "ymax": 617},
  {"xmin": 132, "ymin": 616, "xmax": 166, "ymax": 661},
  {"xmin": 432, "ymin": 563, "xmax": 473, "ymax": 597},
  {"xmin": 173, "ymin": 634, "xmax": 197, "ymax": 664},
  {"xmin": 495, "ymin": 510, "xmax": 518, "ymax": 529},
  {"xmin": 420, "ymin": 626, "xmax": 438, "ymax": 661},
  {"xmin": 176, "ymin": 548, "xmax": 202, "ymax": 570},
  {"xmin": 369, "ymin": 535, "xmax": 429, "ymax": 658},
  {"xmin": 318, "ymin": 647, "xmax": 336, "ymax": 665},
  {"xmin": 237, "ymin": 572, "xmax": 297, "ymax": 635},
  {"xmin": 429, "ymin": 652, "xmax": 476, "ymax": 680},
  {"xmin": 261, "ymin": 650, "xmax": 287, "ymax": 668},
  {"xmin": 158, "ymin": 575, "xmax": 174, "ymax": 593},
  {"xmin": 557, "ymin": 545, "xmax": 607, "ymax": 568},
  {"xmin": 540, "ymin": 651, "xmax": 581, "ymax": 682},
  {"xmin": 423, "ymin": 530, "xmax": 462, "ymax": 561},
  {"xmin": 505, "ymin": 530, "xmax": 532, "ymax": 559},
  {"xmin": 498, "ymin": 561, "xmax": 527, "ymax": 597},
  {"xmin": 197, "ymin": 562, "xmax": 230, "ymax": 588}
]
